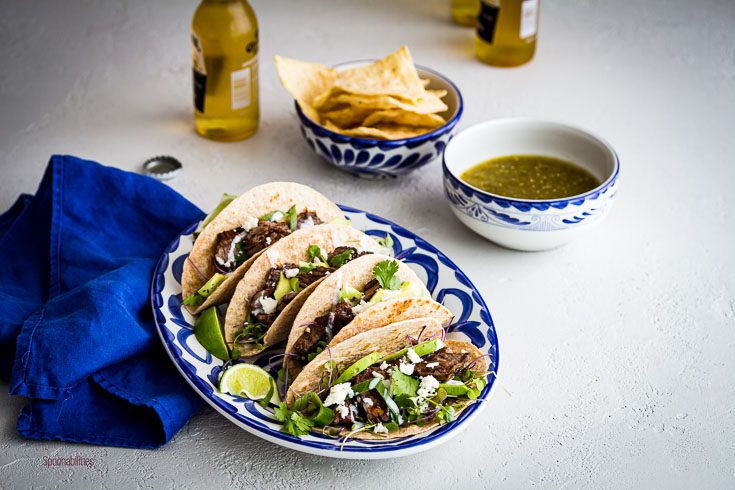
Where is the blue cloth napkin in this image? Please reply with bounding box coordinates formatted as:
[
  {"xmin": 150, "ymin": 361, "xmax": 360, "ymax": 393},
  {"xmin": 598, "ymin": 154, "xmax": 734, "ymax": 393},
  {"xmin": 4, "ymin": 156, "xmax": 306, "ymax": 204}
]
[{"xmin": 0, "ymin": 155, "xmax": 206, "ymax": 448}]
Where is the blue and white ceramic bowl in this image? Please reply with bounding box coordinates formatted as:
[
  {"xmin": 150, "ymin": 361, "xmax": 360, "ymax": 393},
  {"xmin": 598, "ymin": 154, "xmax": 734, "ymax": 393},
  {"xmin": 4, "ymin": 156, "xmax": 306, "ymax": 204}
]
[
  {"xmin": 443, "ymin": 118, "xmax": 620, "ymax": 251},
  {"xmin": 296, "ymin": 62, "xmax": 463, "ymax": 179},
  {"xmin": 152, "ymin": 206, "xmax": 499, "ymax": 459}
]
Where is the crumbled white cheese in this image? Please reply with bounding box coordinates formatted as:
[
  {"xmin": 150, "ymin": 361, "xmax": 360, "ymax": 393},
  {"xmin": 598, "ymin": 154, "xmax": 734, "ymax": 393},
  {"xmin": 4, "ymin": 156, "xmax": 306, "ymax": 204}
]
[
  {"xmin": 379, "ymin": 361, "xmax": 390, "ymax": 370},
  {"xmin": 266, "ymin": 249, "xmax": 280, "ymax": 267},
  {"xmin": 363, "ymin": 397, "xmax": 374, "ymax": 407},
  {"xmin": 243, "ymin": 216, "xmax": 259, "ymax": 230},
  {"xmin": 425, "ymin": 362, "xmax": 439, "ymax": 369},
  {"xmin": 335, "ymin": 404, "xmax": 349, "ymax": 418},
  {"xmin": 419, "ymin": 403, "xmax": 429, "ymax": 413},
  {"xmin": 371, "ymin": 371, "xmax": 384, "ymax": 379},
  {"xmin": 284, "ymin": 268, "xmax": 300, "ymax": 278},
  {"xmin": 417, "ymin": 375, "xmax": 440, "ymax": 400},
  {"xmin": 351, "ymin": 300, "xmax": 370, "ymax": 315},
  {"xmin": 373, "ymin": 423, "xmax": 389, "ymax": 434},
  {"xmin": 259, "ymin": 296, "xmax": 278, "ymax": 314},
  {"xmin": 398, "ymin": 361, "xmax": 415, "ymax": 376},
  {"xmin": 265, "ymin": 236, "xmax": 272, "ymax": 245},
  {"xmin": 331, "ymin": 229, "xmax": 347, "ymax": 248},
  {"xmin": 358, "ymin": 234, "xmax": 379, "ymax": 254},
  {"xmin": 300, "ymin": 216, "xmax": 315, "ymax": 228},
  {"xmin": 323, "ymin": 382, "xmax": 354, "ymax": 407},
  {"xmin": 406, "ymin": 348, "xmax": 423, "ymax": 364},
  {"xmin": 268, "ymin": 211, "xmax": 284, "ymax": 222}
]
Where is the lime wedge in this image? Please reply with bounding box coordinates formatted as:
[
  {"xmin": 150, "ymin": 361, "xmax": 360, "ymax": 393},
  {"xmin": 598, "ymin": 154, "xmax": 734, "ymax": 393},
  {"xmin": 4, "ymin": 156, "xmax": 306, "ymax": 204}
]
[
  {"xmin": 219, "ymin": 363, "xmax": 274, "ymax": 401},
  {"xmin": 194, "ymin": 307, "xmax": 229, "ymax": 361}
]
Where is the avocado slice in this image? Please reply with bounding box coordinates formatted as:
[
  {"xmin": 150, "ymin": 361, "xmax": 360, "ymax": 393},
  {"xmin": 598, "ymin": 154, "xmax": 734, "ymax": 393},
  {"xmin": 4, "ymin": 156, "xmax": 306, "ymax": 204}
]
[{"xmin": 273, "ymin": 273, "xmax": 294, "ymax": 302}]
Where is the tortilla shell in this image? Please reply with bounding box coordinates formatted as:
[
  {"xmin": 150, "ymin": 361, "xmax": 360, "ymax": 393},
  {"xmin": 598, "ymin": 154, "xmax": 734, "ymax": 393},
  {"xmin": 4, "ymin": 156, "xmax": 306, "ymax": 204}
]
[
  {"xmin": 225, "ymin": 224, "xmax": 382, "ymax": 357},
  {"xmin": 287, "ymin": 323, "xmax": 488, "ymax": 440},
  {"xmin": 347, "ymin": 339, "xmax": 487, "ymax": 440},
  {"xmin": 286, "ymin": 254, "xmax": 429, "ymax": 357},
  {"xmin": 328, "ymin": 297, "xmax": 453, "ymax": 346},
  {"xmin": 182, "ymin": 182, "xmax": 344, "ymax": 314},
  {"xmin": 286, "ymin": 317, "xmax": 444, "ymax": 404}
]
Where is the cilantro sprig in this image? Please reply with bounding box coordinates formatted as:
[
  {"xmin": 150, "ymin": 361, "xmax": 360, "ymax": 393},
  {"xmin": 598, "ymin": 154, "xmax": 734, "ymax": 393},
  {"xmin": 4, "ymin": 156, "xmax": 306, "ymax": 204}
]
[
  {"xmin": 274, "ymin": 403, "xmax": 314, "ymax": 436},
  {"xmin": 260, "ymin": 205, "xmax": 298, "ymax": 231},
  {"xmin": 373, "ymin": 259, "xmax": 401, "ymax": 290},
  {"xmin": 231, "ymin": 322, "xmax": 269, "ymax": 359},
  {"xmin": 327, "ymin": 248, "xmax": 355, "ymax": 268},
  {"xmin": 308, "ymin": 244, "xmax": 328, "ymax": 264}
]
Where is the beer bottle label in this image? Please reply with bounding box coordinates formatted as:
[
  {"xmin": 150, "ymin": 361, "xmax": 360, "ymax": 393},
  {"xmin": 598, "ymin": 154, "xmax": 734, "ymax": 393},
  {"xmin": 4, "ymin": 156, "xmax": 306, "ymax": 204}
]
[
  {"xmin": 191, "ymin": 33, "xmax": 207, "ymax": 112},
  {"xmin": 477, "ymin": 1, "xmax": 500, "ymax": 44}
]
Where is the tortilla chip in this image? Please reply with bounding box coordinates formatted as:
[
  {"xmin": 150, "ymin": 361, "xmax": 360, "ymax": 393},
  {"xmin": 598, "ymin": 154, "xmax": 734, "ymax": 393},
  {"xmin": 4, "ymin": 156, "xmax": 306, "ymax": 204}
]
[
  {"xmin": 361, "ymin": 109, "xmax": 446, "ymax": 128},
  {"xmin": 319, "ymin": 106, "xmax": 373, "ymax": 128},
  {"xmin": 331, "ymin": 46, "xmax": 426, "ymax": 102},
  {"xmin": 315, "ymin": 90, "xmax": 447, "ymax": 115},
  {"xmin": 323, "ymin": 121, "xmax": 430, "ymax": 140},
  {"xmin": 274, "ymin": 55, "xmax": 335, "ymax": 122}
]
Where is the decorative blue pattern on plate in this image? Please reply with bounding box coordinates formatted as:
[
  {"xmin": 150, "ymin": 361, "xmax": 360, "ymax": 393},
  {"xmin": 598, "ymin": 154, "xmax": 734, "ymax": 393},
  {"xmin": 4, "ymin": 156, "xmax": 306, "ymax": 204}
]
[{"xmin": 151, "ymin": 206, "xmax": 499, "ymax": 459}]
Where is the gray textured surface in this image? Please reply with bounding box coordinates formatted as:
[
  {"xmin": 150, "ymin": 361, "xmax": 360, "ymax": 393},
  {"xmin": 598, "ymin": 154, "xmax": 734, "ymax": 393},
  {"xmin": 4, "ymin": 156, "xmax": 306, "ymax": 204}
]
[{"xmin": 1, "ymin": 0, "xmax": 734, "ymax": 488}]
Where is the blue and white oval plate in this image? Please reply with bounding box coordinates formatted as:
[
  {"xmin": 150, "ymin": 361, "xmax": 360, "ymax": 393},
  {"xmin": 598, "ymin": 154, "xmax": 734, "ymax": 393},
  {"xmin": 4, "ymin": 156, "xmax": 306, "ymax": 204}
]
[{"xmin": 151, "ymin": 205, "xmax": 500, "ymax": 459}]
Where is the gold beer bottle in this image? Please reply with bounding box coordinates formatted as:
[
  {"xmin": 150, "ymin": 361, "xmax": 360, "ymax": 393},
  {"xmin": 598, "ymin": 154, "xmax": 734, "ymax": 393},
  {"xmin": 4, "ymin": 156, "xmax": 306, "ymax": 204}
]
[
  {"xmin": 476, "ymin": 0, "xmax": 539, "ymax": 67},
  {"xmin": 451, "ymin": 0, "xmax": 479, "ymax": 27},
  {"xmin": 192, "ymin": 0, "xmax": 259, "ymax": 141}
]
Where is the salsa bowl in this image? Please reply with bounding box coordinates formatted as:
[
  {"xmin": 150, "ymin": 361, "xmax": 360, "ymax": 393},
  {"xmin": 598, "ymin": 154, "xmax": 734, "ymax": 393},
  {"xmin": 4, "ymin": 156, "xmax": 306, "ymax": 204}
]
[
  {"xmin": 443, "ymin": 118, "xmax": 620, "ymax": 251},
  {"xmin": 296, "ymin": 62, "xmax": 463, "ymax": 179}
]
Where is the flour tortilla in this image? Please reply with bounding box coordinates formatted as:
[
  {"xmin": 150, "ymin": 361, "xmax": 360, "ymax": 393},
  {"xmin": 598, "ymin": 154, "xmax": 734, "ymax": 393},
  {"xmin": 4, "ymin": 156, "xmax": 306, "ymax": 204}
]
[
  {"xmin": 328, "ymin": 297, "xmax": 453, "ymax": 346},
  {"xmin": 286, "ymin": 321, "xmax": 488, "ymax": 440},
  {"xmin": 182, "ymin": 182, "xmax": 344, "ymax": 315},
  {"xmin": 287, "ymin": 317, "xmax": 444, "ymax": 404},
  {"xmin": 225, "ymin": 223, "xmax": 382, "ymax": 357},
  {"xmin": 285, "ymin": 254, "xmax": 429, "ymax": 357}
]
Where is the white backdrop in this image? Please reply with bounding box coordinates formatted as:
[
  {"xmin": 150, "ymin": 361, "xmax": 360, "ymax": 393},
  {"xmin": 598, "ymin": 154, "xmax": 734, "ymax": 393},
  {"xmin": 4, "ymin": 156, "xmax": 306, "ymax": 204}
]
[{"xmin": 1, "ymin": 0, "xmax": 734, "ymax": 487}]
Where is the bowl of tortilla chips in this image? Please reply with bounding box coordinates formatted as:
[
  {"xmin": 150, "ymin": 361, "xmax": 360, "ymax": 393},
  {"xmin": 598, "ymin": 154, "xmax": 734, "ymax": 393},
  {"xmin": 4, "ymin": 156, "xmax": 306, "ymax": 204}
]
[{"xmin": 276, "ymin": 46, "xmax": 463, "ymax": 179}]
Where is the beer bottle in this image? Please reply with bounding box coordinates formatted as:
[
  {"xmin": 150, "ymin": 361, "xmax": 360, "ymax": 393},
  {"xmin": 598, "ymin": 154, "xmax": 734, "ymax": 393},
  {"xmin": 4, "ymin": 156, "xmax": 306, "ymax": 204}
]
[
  {"xmin": 476, "ymin": 0, "xmax": 539, "ymax": 67},
  {"xmin": 192, "ymin": 0, "xmax": 259, "ymax": 141}
]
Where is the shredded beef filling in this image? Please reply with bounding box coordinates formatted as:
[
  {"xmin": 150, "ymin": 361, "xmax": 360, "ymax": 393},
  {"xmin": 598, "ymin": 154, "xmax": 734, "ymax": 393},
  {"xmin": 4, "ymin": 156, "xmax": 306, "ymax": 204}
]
[
  {"xmin": 332, "ymin": 403, "xmax": 358, "ymax": 425},
  {"xmin": 242, "ymin": 220, "xmax": 291, "ymax": 257},
  {"xmin": 412, "ymin": 351, "xmax": 472, "ymax": 381},
  {"xmin": 213, "ymin": 227, "xmax": 247, "ymax": 274},
  {"xmin": 291, "ymin": 301, "xmax": 355, "ymax": 357},
  {"xmin": 296, "ymin": 210, "xmax": 321, "ymax": 228},
  {"xmin": 351, "ymin": 368, "xmax": 391, "ymax": 424},
  {"xmin": 325, "ymin": 349, "xmax": 473, "ymax": 427},
  {"xmin": 297, "ymin": 265, "xmax": 334, "ymax": 289},
  {"xmin": 250, "ymin": 265, "xmax": 293, "ymax": 324},
  {"xmin": 361, "ymin": 279, "xmax": 381, "ymax": 301}
]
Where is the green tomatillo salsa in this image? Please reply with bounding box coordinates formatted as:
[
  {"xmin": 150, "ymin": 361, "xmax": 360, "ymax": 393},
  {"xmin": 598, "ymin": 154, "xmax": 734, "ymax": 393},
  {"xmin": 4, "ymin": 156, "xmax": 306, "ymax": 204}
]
[{"xmin": 460, "ymin": 155, "xmax": 601, "ymax": 200}]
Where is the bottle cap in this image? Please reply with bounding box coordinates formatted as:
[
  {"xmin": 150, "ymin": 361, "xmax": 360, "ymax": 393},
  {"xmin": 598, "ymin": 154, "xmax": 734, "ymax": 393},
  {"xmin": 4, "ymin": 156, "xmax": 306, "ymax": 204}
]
[{"xmin": 142, "ymin": 155, "xmax": 183, "ymax": 180}]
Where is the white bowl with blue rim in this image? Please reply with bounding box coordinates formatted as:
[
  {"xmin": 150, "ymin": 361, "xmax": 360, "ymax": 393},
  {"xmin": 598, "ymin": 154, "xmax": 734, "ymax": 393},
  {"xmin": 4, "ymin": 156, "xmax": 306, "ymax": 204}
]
[
  {"xmin": 443, "ymin": 118, "xmax": 620, "ymax": 252},
  {"xmin": 296, "ymin": 61, "xmax": 463, "ymax": 180}
]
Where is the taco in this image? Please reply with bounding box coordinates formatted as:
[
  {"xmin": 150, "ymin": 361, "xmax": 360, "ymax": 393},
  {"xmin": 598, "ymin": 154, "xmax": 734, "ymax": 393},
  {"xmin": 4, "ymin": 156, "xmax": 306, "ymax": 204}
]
[
  {"xmin": 281, "ymin": 318, "xmax": 489, "ymax": 440},
  {"xmin": 329, "ymin": 297, "xmax": 453, "ymax": 346},
  {"xmin": 224, "ymin": 223, "xmax": 383, "ymax": 357},
  {"xmin": 182, "ymin": 182, "xmax": 344, "ymax": 314},
  {"xmin": 285, "ymin": 254, "xmax": 430, "ymax": 378}
]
